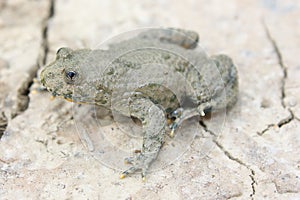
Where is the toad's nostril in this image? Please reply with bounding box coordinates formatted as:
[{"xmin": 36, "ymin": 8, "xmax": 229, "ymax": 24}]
[
  {"xmin": 40, "ymin": 77, "xmax": 46, "ymax": 86},
  {"xmin": 40, "ymin": 75, "xmax": 46, "ymax": 86}
]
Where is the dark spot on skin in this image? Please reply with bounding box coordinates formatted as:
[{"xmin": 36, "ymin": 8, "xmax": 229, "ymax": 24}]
[
  {"xmin": 40, "ymin": 77, "xmax": 46, "ymax": 85},
  {"xmin": 152, "ymin": 99, "xmax": 159, "ymax": 104},
  {"xmin": 165, "ymin": 107, "xmax": 173, "ymax": 114},
  {"xmin": 169, "ymin": 94, "xmax": 177, "ymax": 103},
  {"xmin": 107, "ymin": 68, "xmax": 114, "ymax": 75},
  {"xmin": 52, "ymin": 91, "xmax": 58, "ymax": 97},
  {"xmin": 214, "ymin": 59, "xmax": 220, "ymax": 68},
  {"xmin": 163, "ymin": 54, "xmax": 171, "ymax": 60},
  {"xmin": 203, "ymin": 106, "xmax": 212, "ymax": 114}
]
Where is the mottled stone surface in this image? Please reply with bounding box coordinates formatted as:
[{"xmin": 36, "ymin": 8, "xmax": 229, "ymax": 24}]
[{"xmin": 0, "ymin": 0, "xmax": 299, "ymax": 199}]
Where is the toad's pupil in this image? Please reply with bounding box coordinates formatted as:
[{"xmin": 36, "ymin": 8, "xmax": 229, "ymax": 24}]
[{"xmin": 66, "ymin": 71, "xmax": 76, "ymax": 80}]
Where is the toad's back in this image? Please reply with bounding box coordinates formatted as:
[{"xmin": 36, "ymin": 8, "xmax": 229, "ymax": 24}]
[{"xmin": 97, "ymin": 35, "xmax": 237, "ymax": 113}]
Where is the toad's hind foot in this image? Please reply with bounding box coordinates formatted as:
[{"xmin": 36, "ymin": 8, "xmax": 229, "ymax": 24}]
[
  {"xmin": 120, "ymin": 153, "xmax": 156, "ymax": 181},
  {"xmin": 168, "ymin": 107, "xmax": 202, "ymax": 137}
]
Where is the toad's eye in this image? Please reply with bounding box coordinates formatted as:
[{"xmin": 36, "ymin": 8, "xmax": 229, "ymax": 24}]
[{"xmin": 65, "ymin": 70, "xmax": 77, "ymax": 84}]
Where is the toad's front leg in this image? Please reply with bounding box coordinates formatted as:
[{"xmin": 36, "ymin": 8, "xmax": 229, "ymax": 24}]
[{"xmin": 120, "ymin": 98, "xmax": 166, "ymax": 180}]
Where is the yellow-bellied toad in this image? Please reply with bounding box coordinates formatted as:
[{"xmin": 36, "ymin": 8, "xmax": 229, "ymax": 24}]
[{"xmin": 40, "ymin": 28, "xmax": 238, "ymax": 180}]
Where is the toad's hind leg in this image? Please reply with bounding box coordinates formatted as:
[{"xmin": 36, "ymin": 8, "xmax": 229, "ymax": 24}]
[
  {"xmin": 209, "ymin": 54, "xmax": 239, "ymax": 111},
  {"xmin": 120, "ymin": 98, "xmax": 166, "ymax": 180},
  {"xmin": 138, "ymin": 28, "xmax": 199, "ymax": 49},
  {"xmin": 169, "ymin": 55, "xmax": 238, "ymax": 136}
]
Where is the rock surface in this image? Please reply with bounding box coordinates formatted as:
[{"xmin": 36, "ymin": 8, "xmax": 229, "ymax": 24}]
[{"xmin": 0, "ymin": 0, "xmax": 299, "ymax": 199}]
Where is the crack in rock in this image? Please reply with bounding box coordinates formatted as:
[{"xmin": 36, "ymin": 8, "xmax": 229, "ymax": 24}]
[
  {"xmin": 0, "ymin": 111, "xmax": 8, "ymax": 138},
  {"xmin": 0, "ymin": 0, "xmax": 55, "ymax": 139},
  {"xmin": 249, "ymin": 170, "xmax": 256, "ymax": 198},
  {"xmin": 39, "ymin": 0, "xmax": 55, "ymax": 67},
  {"xmin": 277, "ymin": 109, "xmax": 294, "ymax": 127},
  {"xmin": 12, "ymin": 66, "xmax": 40, "ymax": 118},
  {"xmin": 257, "ymin": 21, "xmax": 295, "ymax": 136},
  {"xmin": 199, "ymin": 121, "xmax": 257, "ymax": 199},
  {"xmin": 263, "ymin": 21, "xmax": 287, "ymax": 109},
  {"xmin": 257, "ymin": 109, "xmax": 294, "ymax": 135},
  {"xmin": 11, "ymin": 0, "xmax": 55, "ymax": 119}
]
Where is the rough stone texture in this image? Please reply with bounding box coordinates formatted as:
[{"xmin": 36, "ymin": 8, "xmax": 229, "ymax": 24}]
[{"xmin": 0, "ymin": 0, "xmax": 299, "ymax": 199}]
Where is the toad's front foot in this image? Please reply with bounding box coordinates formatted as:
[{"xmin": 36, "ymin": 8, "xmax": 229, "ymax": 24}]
[{"xmin": 120, "ymin": 153, "xmax": 157, "ymax": 181}]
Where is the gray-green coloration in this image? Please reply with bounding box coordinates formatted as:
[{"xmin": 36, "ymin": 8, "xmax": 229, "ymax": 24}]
[{"xmin": 40, "ymin": 28, "xmax": 238, "ymax": 179}]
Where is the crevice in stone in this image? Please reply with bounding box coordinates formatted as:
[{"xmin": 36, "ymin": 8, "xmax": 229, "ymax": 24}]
[
  {"xmin": 39, "ymin": 0, "xmax": 55, "ymax": 67},
  {"xmin": 199, "ymin": 121, "xmax": 247, "ymax": 166},
  {"xmin": 0, "ymin": 111, "xmax": 8, "ymax": 138},
  {"xmin": 258, "ymin": 21, "xmax": 295, "ymax": 136},
  {"xmin": 199, "ymin": 121, "xmax": 257, "ymax": 199},
  {"xmin": 199, "ymin": 120, "xmax": 216, "ymax": 137},
  {"xmin": 277, "ymin": 109, "xmax": 294, "ymax": 127},
  {"xmin": 257, "ymin": 109, "xmax": 294, "ymax": 136},
  {"xmin": 12, "ymin": 66, "xmax": 39, "ymax": 118},
  {"xmin": 257, "ymin": 124, "xmax": 273, "ymax": 136},
  {"xmin": 263, "ymin": 21, "xmax": 287, "ymax": 109},
  {"xmin": 249, "ymin": 169, "xmax": 256, "ymax": 198},
  {"xmin": 10, "ymin": 0, "xmax": 55, "ymax": 119}
]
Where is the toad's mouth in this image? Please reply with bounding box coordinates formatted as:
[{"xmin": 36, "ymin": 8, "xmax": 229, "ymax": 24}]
[
  {"xmin": 49, "ymin": 91, "xmax": 75, "ymax": 103},
  {"xmin": 43, "ymin": 85, "xmax": 73, "ymax": 101}
]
